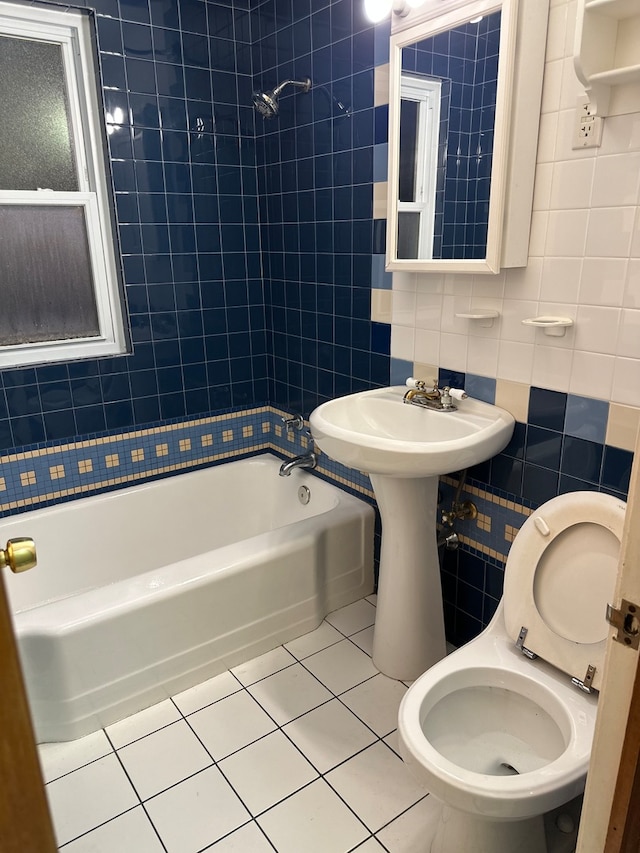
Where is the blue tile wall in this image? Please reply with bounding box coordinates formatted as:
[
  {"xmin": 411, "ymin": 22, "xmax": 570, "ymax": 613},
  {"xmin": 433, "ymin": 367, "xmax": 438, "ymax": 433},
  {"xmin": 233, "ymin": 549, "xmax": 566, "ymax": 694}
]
[
  {"xmin": 0, "ymin": 0, "xmax": 268, "ymax": 452},
  {"xmin": 252, "ymin": 0, "xmax": 390, "ymax": 416}
]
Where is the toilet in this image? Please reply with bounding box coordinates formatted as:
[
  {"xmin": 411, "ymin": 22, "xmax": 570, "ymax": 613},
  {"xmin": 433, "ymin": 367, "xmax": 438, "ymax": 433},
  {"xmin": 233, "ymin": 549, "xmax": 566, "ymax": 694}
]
[{"xmin": 398, "ymin": 491, "xmax": 626, "ymax": 853}]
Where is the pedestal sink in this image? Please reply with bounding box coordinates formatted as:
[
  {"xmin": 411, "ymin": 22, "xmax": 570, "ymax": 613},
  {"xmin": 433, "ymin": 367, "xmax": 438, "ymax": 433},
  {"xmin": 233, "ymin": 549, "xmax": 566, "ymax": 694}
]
[{"xmin": 309, "ymin": 386, "xmax": 514, "ymax": 681}]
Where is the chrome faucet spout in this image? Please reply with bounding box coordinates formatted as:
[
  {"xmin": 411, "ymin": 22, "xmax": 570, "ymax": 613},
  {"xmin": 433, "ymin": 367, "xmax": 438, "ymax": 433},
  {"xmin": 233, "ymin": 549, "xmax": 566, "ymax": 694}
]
[
  {"xmin": 279, "ymin": 452, "xmax": 318, "ymax": 477},
  {"xmin": 403, "ymin": 380, "xmax": 466, "ymax": 412}
]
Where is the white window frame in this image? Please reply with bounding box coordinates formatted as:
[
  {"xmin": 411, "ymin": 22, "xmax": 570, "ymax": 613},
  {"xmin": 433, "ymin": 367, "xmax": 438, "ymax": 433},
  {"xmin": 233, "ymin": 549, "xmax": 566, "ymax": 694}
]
[
  {"xmin": 397, "ymin": 74, "xmax": 441, "ymax": 260},
  {"xmin": 0, "ymin": 1, "xmax": 127, "ymax": 368}
]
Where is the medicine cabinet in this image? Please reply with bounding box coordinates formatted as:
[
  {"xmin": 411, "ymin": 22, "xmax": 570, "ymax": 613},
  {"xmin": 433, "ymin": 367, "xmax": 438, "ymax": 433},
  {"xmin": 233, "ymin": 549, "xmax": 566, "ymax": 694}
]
[{"xmin": 385, "ymin": 0, "xmax": 549, "ymax": 274}]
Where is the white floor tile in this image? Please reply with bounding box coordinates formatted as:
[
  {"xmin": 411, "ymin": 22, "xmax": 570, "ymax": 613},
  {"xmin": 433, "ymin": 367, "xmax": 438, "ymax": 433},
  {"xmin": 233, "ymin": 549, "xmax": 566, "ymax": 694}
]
[
  {"xmin": 326, "ymin": 742, "xmax": 430, "ymax": 833},
  {"xmin": 46, "ymin": 753, "xmax": 139, "ymax": 846},
  {"xmin": 209, "ymin": 820, "xmax": 274, "ymax": 851},
  {"xmin": 376, "ymin": 795, "xmax": 441, "ymax": 852},
  {"xmin": 384, "ymin": 730, "xmax": 402, "ymax": 756},
  {"xmin": 44, "ymin": 598, "xmax": 444, "ymax": 853},
  {"xmin": 172, "ymin": 670, "xmax": 241, "ymax": 716},
  {"xmin": 303, "ymin": 639, "xmax": 378, "ymax": 695},
  {"xmin": 355, "ymin": 839, "xmax": 387, "ymax": 851},
  {"xmin": 188, "ymin": 690, "xmax": 277, "ymax": 760},
  {"xmin": 117, "ymin": 720, "xmax": 212, "ymax": 800},
  {"xmin": 284, "ymin": 699, "xmax": 377, "ymax": 774},
  {"xmin": 231, "ymin": 645, "xmax": 297, "ymax": 686},
  {"xmin": 247, "ymin": 662, "xmax": 333, "ymax": 725},
  {"xmin": 350, "ymin": 625, "xmax": 374, "ymax": 656},
  {"xmin": 326, "ymin": 599, "xmax": 376, "ymax": 636},
  {"xmin": 38, "ymin": 730, "xmax": 112, "ymax": 784},
  {"xmin": 106, "ymin": 699, "xmax": 181, "ymax": 749},
  {"xmin": 341, "ymin": 674, "xmax": 407, "ymax": 737},
  {"xmin": 258, "ymin": 778, "xmax": 369, "ymax": 853},
  {"xmin": 144, "ymin": 766, "xmax": 250, "ymax": 853},
  {"xmin": 284, "ymin": 620, "xmax": 343, "ymax": 659},
  {"xmin": 61, "ymin": 805, "xmax": 164, "ymax": 853},
  {"xmin": 219, "ymin": 730, "xmax": 317, "ymax": 816}
]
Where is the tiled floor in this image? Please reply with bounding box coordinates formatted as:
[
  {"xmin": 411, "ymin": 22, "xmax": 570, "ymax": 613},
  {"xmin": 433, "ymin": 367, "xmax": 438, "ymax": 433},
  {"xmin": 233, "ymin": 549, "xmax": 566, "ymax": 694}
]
[{"xmin": 40, "ymin": 596, "xmax": 441, "ymax": 853}]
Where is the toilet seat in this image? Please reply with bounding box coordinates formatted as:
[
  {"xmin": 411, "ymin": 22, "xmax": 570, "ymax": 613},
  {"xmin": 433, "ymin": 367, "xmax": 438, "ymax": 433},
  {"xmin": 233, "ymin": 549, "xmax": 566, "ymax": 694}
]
[{"xmin": 504, "ymin": 492, "xmax": 626, "ymax": 691}]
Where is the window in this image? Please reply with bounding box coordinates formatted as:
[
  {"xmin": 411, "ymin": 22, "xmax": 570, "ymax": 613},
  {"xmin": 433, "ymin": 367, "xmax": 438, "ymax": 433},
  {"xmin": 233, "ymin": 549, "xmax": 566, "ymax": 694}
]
[
  {"xmin": 396, "ymin": 75, "xmax": 441, "ymax": 260},
  {"xmin": 0, "ymin": 1, "xmax": 127, "ymax": 367}
]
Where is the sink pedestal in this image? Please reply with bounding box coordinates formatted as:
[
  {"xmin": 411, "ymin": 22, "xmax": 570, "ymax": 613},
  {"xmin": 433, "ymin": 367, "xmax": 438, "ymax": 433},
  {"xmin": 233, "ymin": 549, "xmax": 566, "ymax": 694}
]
[{"xmin": 371, "ymin": 474, "xmax": 447, "ymax": 681}]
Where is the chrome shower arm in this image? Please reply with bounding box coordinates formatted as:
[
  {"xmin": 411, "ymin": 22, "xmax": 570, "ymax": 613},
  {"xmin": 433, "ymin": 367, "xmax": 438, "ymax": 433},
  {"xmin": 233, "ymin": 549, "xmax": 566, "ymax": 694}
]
[{"xmin": 271, "ymin": 77, "xmax": 312, "ymax": 98}]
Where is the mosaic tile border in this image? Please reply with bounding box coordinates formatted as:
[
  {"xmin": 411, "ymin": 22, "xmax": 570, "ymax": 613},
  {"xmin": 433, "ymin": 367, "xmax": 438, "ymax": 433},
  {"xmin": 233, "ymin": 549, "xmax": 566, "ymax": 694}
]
[
  {"xmin": 439, "ymin": 473, "xmax": 534, "ymax": 566},
  {"xmin": 0, "ymin": 402, "xmax": 541, "ymax": 579},
  {"xmin": 0, "ymin": 404, "xmax": 376, "ymax": 518}
]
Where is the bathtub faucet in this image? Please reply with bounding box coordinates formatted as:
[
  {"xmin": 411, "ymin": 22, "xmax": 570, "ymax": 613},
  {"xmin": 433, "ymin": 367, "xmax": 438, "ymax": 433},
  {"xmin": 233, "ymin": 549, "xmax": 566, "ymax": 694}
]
[{"xmin": 279, "ymin": 452, "xmax": 318, "ymax": 477}]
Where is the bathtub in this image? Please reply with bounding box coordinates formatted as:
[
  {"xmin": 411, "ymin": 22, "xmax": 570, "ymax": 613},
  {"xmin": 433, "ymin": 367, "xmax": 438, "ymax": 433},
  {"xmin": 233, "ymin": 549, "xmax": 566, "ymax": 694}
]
[{"xmin": 4, "ymin": 453, "xmax": 374, "ymax": 743}]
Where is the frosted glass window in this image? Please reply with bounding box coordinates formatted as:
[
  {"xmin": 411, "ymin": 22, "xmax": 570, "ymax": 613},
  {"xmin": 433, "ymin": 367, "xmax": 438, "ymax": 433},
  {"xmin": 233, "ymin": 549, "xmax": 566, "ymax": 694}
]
[
  {"xmin": 0, "ymin": 2, "xmax": 127, "ymax": 368},
  {"xmin": 0, "ymin": 35, "xmax": 78, "ymax": 191},
  {"xmin": 0, "ymin": 205, "xmax": 99, "ymax": 345}
]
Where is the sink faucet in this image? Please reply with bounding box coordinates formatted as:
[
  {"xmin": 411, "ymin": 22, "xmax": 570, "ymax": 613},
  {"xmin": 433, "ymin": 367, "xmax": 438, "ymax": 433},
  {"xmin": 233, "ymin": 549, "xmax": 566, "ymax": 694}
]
[
  {"xmin": 279, "ymin": 451, "xmax": 318, "ymax": 477},
  {"xmin": 403, "ymin": 379, "xmax": 467, "ymax": 412}
]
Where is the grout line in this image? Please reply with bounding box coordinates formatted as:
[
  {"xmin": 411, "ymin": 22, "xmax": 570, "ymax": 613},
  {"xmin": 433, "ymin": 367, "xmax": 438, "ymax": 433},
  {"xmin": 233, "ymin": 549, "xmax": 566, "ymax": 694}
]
[
  {"xmin": 48, "ymin": 603, "xmax": 426, "ymax": 851},
  {"xmin": 41, "ymin": 746, "xmax": 114, "ymax": 786},
  {"xmin": 56, "ymin": 804, "xmax": 141, "ymax": 850}
]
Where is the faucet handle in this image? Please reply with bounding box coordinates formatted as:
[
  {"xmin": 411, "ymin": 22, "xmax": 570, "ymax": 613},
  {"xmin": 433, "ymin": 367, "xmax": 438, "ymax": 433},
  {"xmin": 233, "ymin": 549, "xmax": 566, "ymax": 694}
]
[
  {"xmin": 444, "ymin": 387, "xmax": 468, "ymax": 401},
  {"xmin": 405, "ymin": 377, "xmax": 437, "ymax": 391},
  {"xmin": 282, "ymin": 414, "xmax": 304, "ymax": 431}
]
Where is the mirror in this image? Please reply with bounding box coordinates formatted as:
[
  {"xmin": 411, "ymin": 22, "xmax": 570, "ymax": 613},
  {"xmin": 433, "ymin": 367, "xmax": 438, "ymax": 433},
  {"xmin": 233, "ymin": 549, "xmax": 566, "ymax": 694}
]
[{"xmin": 386, "ymin": 0, "xmax": 549, "ymax": 274}]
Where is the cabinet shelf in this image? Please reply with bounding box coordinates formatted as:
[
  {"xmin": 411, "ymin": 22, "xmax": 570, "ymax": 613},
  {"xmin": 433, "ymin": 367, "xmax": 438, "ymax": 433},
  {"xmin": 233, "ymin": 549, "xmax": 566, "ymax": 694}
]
[
  {"xmin": 575, "ymin": 0, "xmax": 640, "ymax": 115},
  {"xmin": 589, "ymin": 64, "xmax": 640, "ymax": 87},
  {"xmin": 585, "ymin": 0, "xmax": 639, "ymax": 20}
]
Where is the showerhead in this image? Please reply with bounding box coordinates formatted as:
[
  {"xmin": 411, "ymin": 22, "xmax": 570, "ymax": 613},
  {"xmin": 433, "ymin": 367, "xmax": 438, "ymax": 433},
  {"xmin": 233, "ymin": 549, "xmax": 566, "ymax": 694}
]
[
  {"xmin": 252, "ymin": 90, "xmax": 279, "ymax": 118},
  {"xmin": 252, "ymin": 77, "xmax": 312, "ymax": 119}
]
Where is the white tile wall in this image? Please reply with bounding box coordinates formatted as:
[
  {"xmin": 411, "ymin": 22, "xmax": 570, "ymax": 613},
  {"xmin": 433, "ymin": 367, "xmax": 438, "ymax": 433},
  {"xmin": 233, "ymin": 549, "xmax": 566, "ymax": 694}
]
[{"xmin": 388, "ymin": 0, "xmax": 640, "ymax": 405}]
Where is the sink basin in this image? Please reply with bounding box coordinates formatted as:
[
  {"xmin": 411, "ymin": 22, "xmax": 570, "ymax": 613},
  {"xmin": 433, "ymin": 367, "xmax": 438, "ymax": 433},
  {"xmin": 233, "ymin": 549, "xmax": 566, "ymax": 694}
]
[{"xmin": 310, "ymin": 386, "xmax": 515, "ymax": 477}]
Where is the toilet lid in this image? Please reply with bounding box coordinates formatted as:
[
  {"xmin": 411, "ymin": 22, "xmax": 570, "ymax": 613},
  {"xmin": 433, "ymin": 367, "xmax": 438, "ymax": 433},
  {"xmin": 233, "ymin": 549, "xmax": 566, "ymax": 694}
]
[{"xmin": 504, "ymin": 491, "xmax": 626, "ymax": 692}]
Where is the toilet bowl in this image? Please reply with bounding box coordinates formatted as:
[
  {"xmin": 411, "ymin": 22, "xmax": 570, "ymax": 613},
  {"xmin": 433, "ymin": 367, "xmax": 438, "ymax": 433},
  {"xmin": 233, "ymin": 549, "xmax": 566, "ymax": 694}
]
[{"xmin": 398, "ymin": 491, "xmax": 626, "ymax": 853}]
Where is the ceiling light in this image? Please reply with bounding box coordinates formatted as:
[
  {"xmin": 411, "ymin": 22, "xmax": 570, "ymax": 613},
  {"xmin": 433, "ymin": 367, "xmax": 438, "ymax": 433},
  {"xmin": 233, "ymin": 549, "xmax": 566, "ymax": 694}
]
[{"xmin": 364, "ymin": 0, "xmax": 394, "ymax": 22}]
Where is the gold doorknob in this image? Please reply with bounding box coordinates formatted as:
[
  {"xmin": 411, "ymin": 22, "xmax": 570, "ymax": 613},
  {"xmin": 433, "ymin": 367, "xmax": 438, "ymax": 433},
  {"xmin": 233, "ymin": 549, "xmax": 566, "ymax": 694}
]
[{"xmin": 0, "ymin": 537, "xmax": 37, "ymax": 573}]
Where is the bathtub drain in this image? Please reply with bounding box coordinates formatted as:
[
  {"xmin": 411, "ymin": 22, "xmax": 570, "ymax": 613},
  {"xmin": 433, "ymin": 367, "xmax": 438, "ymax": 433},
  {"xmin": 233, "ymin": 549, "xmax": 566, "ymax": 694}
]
[{"xmin": 298, "ymin": 485, "xmax": 311, "ymax": 505}]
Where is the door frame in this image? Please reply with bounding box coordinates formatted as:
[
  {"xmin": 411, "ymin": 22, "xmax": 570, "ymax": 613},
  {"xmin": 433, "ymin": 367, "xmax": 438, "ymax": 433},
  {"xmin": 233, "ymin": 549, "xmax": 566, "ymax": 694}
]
[
  {"xmin": 0, "ymin": 566, "xmax": 56, "ymax": 851},
  {"xmin": 577, "ymin": 421, "xmax": 640, "ymax": 851}
]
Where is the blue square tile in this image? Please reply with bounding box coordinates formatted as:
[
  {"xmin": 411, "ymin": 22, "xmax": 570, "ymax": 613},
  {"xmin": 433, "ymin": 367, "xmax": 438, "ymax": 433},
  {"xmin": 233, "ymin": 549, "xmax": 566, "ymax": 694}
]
[
  {"xmin": 373, "ymin": 143, "xmax": 388, "ymax": 182},
  {"xmin": 528, "ymin": 387, "xmax": 567, "ymax": 432},
  {"xmin": 390, "ymin": 358, "xmax": 414, "ymax": 386},
  {"xmin": 525, "ymin": 426, "xmax": 562, "ymax": 471},
  {"xmin": 564, "ymin": 394, "xmax": 609, "ymax": 444},
  {"xmin": 601, "ymin": 446, "xmax": 633, "ymax": 495},
  {"xmin": 561, "ymin": 436, "xmax": 603, "ymax": 484},
  {"xmin": 465, "ymin": 374, "xmax": 496, "ymax": 404},
  {"xmin": 371, "ymin": 254, "xmax": 392, "ymax": 289},
  {"xmin": 374, "ymin": 104, "xmax": 388, "ymax": 145},
  {"xmin": 490, "ymin": 454, "xmax": 523, "ymax": 497},
  {"xmin": 522, "ymin": 463, "xmax": 559, "ymax": 507}
]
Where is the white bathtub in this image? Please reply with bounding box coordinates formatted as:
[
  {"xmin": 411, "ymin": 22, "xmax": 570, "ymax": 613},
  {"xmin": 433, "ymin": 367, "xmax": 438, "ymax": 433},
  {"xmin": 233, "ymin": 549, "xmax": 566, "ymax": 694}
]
[{"xmin": 5, "ymin": 453, "xmax": 374, "ymax": 743}]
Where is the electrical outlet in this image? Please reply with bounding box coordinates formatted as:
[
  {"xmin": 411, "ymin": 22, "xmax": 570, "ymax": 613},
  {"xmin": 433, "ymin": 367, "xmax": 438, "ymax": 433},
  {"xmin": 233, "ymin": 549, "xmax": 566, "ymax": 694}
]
[{"xmin": 572, "ymin": 97, "xmax": 603, "ymax": 149}]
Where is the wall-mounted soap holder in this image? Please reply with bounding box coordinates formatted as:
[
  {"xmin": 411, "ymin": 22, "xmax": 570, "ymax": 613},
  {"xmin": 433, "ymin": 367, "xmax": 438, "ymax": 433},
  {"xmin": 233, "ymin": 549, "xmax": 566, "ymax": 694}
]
[
  {"xmin": 521, "ymin": 316, "xmax": 574, "ymax": 337},
  {"xmin": 455, "ymin": 310, "xmax": 500, "ymax": 328}
]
